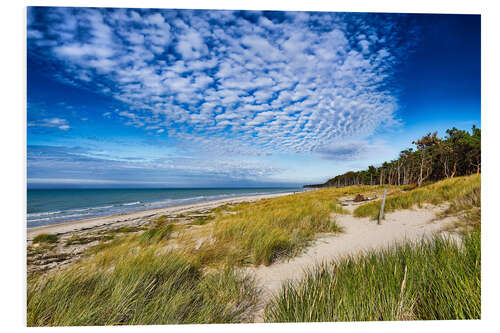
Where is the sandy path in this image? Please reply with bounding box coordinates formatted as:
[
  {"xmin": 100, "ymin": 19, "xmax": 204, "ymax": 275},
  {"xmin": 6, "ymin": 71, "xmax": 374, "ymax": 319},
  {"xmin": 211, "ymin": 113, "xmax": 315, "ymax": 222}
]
[
  {"xmin": 248, "ymin": 199, "xmax": 457, "ymax": 322},
  {"xmin": 27, "ymin": 192, "xmax": 294, "ymax": 241}
]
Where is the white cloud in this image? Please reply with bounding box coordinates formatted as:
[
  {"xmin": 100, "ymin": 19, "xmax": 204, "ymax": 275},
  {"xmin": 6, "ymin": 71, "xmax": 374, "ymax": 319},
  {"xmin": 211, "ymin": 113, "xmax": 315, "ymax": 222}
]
[
  {"xmin": 28, "ymin": 117, "xmax": 71, "ymax": 131},
  {"xmin": 28, "ymin": 9, "xmax": 414, "ymax": 157}
]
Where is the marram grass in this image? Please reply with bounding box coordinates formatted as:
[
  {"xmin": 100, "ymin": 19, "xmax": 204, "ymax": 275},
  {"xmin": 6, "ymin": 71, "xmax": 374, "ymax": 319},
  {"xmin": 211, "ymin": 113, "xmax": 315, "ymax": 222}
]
[
  {"xmin": 183, "ymin": 187, "xmax": 366, "ymax": 266},
  {"xmin": 32, "ymin": 233, "xmax": 58, "ymax": 244},
  {"xmin": 27, "ymin": 244, "xmax": 258, "ymax": 326},
  {"xmin": 353, "ymin": 174, "xmax": 480, "ymax": 219},
  {"xmin": 264, "ymin": 229, "xmax": 481, "ymax": 322}
]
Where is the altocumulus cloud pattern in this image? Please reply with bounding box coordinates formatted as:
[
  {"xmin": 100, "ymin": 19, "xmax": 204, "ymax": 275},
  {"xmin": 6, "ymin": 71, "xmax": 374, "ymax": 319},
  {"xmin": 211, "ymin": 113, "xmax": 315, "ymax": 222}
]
[{"xmin": 28, "ymin": 8, "xmax": 416, "ymax": 156}]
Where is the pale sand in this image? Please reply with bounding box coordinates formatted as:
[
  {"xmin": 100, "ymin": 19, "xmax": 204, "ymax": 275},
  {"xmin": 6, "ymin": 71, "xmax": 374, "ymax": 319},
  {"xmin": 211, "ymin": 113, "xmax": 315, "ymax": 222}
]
[
  {"xmin": 27, "ymin": 191, "xmax": 294, "ymax": 241},
  {"xmin": 248, "ymin": 199, "xmax": 458, "ymax": 321}
]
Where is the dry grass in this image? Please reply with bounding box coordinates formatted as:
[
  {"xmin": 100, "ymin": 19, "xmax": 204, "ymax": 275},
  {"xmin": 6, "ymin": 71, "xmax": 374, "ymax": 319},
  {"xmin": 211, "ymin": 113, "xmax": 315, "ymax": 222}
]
[
  {"xmin": 441, "ymin": 184, "xmax": 481, "ymax": 233},
  {"xmin": 353, "ymin": 174, "xmax": 480, "ymax": 220},
  {"xmin": 28, "ymin": 241, "xmax": 259, "ymax": 326},
  {"xmin": 180, "ymin": 188, "xmax": 362, "ymax": 267}
]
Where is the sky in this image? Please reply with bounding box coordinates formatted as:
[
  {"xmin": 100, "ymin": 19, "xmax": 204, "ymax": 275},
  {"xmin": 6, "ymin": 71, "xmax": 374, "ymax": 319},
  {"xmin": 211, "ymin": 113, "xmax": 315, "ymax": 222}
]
[{"xmin": 27, "ymin": 8, "xmax": 481, "ymax": 188}]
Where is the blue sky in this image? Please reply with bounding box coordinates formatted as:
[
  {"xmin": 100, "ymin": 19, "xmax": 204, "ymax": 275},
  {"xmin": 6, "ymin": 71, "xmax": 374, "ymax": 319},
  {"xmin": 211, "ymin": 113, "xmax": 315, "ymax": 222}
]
[{"xmin": 27, "ymin": 8, "xmax": 480, "ymax": 188}]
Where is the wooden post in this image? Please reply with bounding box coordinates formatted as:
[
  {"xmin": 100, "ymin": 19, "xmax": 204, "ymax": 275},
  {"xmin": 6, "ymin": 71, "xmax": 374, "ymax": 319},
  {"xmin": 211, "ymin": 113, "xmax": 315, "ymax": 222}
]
[{"xmin": 378, "ymin": 189, "xmax": 387, "ymax": 225}]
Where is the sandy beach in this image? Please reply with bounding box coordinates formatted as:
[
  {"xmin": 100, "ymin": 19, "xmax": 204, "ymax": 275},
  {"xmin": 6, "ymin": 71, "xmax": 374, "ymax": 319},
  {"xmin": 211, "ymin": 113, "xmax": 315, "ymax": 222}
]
[{"xmin": 27, "ymin": 191, "xmax": 295, "ymax": 241}]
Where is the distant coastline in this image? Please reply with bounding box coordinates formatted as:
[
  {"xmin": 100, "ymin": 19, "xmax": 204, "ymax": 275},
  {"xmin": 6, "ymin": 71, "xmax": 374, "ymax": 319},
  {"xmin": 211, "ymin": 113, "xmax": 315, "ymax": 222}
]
[{"xmin": 27, "ymin": 190, "xmax": 297, "ymax": 234}]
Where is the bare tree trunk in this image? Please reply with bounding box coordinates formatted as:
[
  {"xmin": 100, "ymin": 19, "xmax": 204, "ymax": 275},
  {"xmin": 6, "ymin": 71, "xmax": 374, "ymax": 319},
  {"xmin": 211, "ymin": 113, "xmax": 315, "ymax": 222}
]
[
  {"xmin": 444, "ymin": 157, "xmax": 449, "ymax": 178},
  {"xmin": 473, "ymin": 163, "xmax": 481, "ymax": 174},
  {"xmin": 450, "ymin": 160, "xmax": 457, "ymax": 178},
  {"xmin": 418, "ymin": 152, "xmax": 425, "ymax": 187},
  {"xmin": 397, "ymin": 161, "xmax": 401, "ymax": 186}
]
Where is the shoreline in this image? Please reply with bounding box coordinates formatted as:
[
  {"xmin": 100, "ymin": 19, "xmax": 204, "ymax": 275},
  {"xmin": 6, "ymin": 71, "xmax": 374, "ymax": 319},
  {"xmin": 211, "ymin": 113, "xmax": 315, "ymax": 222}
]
[{"xmin": 27, "ymin": 191, "xmax": 295, "ymax": 240}]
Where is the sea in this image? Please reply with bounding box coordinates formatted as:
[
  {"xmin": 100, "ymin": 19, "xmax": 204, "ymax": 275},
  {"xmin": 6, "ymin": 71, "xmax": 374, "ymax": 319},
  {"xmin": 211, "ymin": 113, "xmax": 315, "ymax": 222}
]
[{"xmin": 27, "ymin": 187, "xmax": 300, "ymax": 228}]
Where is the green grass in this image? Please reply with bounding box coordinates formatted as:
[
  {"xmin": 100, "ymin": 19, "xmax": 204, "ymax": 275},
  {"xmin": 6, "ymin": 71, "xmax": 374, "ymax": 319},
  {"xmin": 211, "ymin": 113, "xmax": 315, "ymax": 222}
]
[
  {"xmin": 189, "ymin": 215, "xmax": 215, "ymax": 225},
  {"xmin": 105, "ymin": 225, "xmax": 144, "ymax": 235},
  {"xmin": 32, "ymin": 233, "xmax": 58, "ymax": 244},
  {"xmin": 139, "ymin": 222, "xmax": 174, "ymax": 244},
  {"xmin": 185, "ymin": 188, "xmax": 358, "ymax": 267},
  {"xmin": 264, "ymin": 229, "xmax": 480, "ymax": 322},
  {"xmin": 65, "ymin": 234, "xmax": 114, "ymax": 247},
  {"xmin": 27, "ymin": 245, "xmax": 258, "ymax": 326},
  {"xmin": 354, "ymin": 174, "xmax": 480, "ymax": 220}
]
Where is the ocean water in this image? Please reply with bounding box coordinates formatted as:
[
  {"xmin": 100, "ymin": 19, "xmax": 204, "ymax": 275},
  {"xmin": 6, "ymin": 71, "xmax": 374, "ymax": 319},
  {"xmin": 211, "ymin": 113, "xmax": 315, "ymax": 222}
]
[{"xmin": 27, "ymin": 188, "xmax": 299, "ymax": 228}]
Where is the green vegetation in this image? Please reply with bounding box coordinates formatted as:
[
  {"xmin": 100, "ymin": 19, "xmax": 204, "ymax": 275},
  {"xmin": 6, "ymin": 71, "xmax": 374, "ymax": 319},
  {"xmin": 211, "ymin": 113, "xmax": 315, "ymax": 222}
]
[
  {"xmin": 28, "ymin": 246, "xmax": 258, "ymax": 326},
  {"xmin": 189, "ymin": 215, "xmax": 215, "ymax": 225},
  {"xmin": 264, "ymin": 229, "xmax": 480, "ymax": 322},
  {"xmin": 307, "ymin": 125, "xmax": 480, "ymax": 188},
  {"xmin": 139, "ymin": 223, "xmax": 174, "ymax": 244},
  {"xmin": 107, "ymin": 225, "xmax": 144, "ymax": 234},
  {"xmin": 354, "ymin": 174, "xmax": 480, "ymax": 219},
  {"xmin": 32, "ymin": 233, "xmax": 58, "ymax": 244},
  {"xmin": 65, "ymin": 234, "xmax": 114, "ymax": 247},
  {"xmin": 186, "ymin": 188, "xmax": 352, "ymax": 267}
]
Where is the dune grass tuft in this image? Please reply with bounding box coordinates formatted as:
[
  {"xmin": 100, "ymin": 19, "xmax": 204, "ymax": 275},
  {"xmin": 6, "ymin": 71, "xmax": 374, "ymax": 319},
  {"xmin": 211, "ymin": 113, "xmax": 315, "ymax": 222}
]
[
  {"xmin": 65, "ymin": 234, "xmax": 114, "ymax": 247},
  {"xmin": 264, "ymin": 229, "xmax": 480, "ymax": 322},
  {"xmin": 27, "ymin": 244, "xmax": 258, "ymax": 326},
  {"xmin": 353, "ymin": 174, "xmax": 480, "ymax": 219},
  {"xmin": 139, "ymin": 224, "xmax": 174, "ymax": 244},
  {"xmin": 32, "ymin": 233, "xmax": 58, "ymax": 244}
]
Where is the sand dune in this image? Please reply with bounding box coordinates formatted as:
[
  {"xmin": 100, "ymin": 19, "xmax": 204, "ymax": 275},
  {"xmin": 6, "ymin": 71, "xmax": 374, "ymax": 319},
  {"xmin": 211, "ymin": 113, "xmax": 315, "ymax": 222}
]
[{"xmin": 248, "ymin": 199, "xmax": 458, "ymax": 322}]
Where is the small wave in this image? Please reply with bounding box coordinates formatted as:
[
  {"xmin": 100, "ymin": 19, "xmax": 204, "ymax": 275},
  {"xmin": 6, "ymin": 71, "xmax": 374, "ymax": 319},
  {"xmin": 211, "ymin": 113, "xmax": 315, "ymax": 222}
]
[
  {"xmin": 27, "ymin": 217, "xmax": 53, "ymax": 223},
  {"xmin": 144, "ymin": 199, "xmax": 173, "ymax": 207},
  {"xmin": 27, "ymin": 211, "xmax": 62, "ymax": 217},
  {"xmin": 93, "ymin": 205, "xmax": 114, "ymax": 210},
  {"xmin": 122, "ymin": 201, "xmax": 142, "ymax": 206},
  {"xmin": 145, "ymin": 196, "xmax": 209, "ymax": 208},
  {"xmin": 28, "ymin": 212, "xmax": 91, "ymax": 223},
  {"xmin": 67, "ymin": 205, "xmax": 114, "ymax": 213},
  {"xmin": 144, "ymin": 192, "xmax": 282, "ymax": 209}
]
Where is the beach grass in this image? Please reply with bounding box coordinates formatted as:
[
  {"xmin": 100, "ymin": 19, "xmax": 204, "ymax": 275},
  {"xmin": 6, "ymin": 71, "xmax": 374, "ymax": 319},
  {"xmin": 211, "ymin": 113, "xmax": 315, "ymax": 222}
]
[
  {"xmin": 105, "ymin": 225, "xmax": 144, "ymax": 235},
  {"xmin": 65, "ymin": 234, "xmax": 114, "ymax": 247},
  {"xmin": 353, "ymin": 174, "xmax": 480, "ymax": 220},
  {"xmin": 441, "ymin": 184, "xmax": 481, "ymax": 233},
  {"xmin": 189, "ymin": 215, "xmax": 215, "ymax": 225},
  {"xmin": 75, "ymin": 186, "xmax": 352, "ymax": 267},
  {"xmin": 139, "ymin": 223, "xmax": 174, "ymax": 244},
  {"xmin": 32, "ymin": 233, "xmax": 58, "ymax": 244},
  {"xmin": 183, "ymin": 188, "xmax": 359, "ymax": 266},
  {"xmin": 27, "ymin": 244, "xmax": 258, "ymax": 326},
  {"xmin": 264, "ymin": 228, "xmax": 480, "ymax": 322}
]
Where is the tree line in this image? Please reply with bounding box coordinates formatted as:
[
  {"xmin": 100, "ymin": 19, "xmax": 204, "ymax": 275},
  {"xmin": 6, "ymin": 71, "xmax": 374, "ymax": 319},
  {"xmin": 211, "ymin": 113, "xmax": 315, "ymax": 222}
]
[{"xmin": 304, "ymin": 126, "xmax": 481, "ymax": 188}]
